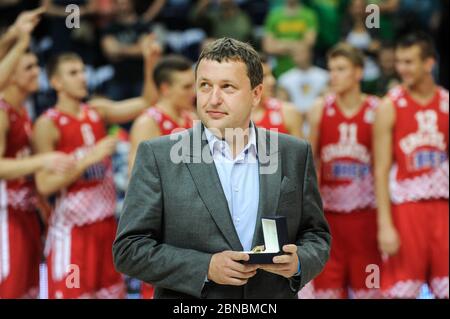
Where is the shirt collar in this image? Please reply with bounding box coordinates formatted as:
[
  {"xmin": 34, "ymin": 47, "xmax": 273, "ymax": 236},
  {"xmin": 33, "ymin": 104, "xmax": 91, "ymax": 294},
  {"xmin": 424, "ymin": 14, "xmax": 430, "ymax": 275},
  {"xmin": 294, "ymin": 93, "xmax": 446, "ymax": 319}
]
[{"xmin": 204, "ymin": 122, "xmax": 258, "ymax": 162}]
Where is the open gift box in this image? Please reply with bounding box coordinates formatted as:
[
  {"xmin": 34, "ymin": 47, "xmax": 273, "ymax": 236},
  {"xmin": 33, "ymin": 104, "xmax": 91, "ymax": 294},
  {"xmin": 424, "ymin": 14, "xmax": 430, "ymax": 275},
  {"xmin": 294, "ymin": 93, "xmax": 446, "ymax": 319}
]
[{"xmin": 243, "ymin": 216, "xmax": 289, "ymax": 264}]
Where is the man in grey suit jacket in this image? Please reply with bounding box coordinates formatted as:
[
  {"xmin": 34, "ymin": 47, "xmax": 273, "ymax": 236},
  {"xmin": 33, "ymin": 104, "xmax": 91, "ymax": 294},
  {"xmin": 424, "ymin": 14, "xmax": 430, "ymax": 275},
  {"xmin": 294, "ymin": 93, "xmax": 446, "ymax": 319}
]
[{"xmin": 113, "ymin": 38, "xmax": 331, "ymax": 299}]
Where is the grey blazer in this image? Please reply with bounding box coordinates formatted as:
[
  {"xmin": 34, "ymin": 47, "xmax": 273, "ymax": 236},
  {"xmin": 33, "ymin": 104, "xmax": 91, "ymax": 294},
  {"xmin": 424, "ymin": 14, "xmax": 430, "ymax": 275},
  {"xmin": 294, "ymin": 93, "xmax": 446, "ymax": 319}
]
[{"xmin": 113, "ymin": 123, "xmax": 330, "ymax": 299}]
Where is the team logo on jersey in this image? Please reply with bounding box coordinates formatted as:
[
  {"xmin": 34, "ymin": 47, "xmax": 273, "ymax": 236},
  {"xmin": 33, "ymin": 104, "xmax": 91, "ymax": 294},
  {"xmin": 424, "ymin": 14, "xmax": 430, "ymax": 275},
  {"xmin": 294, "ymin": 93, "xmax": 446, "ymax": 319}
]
[
  {"xmin": 399, "ymin": 110, "xmax": 446, "ymax": 155},
  {"xmin": 163, "ymin": 120, "xmax": 173, "ymax": 131},
  {"xmin": 59, "ymin": 116, "xmax": 69, "ymax": 126},
  {"xmin": 440, "ymin": 99, "xmax": 449, "ymax": 114},
  {"xmin": 269, "ymin": 111, "xmax": 283, "ymax": 125},
  {"xmin": 399, "ymin": 110, "xmax": 447, "ymax": 171},
  {"xmin": 398, "ymin": 98, "xmax": 407, "ymax": 108},
  {"xmin": 88, "ymin": 110, "xmax": 99, "ymax": 122},
  {"xmin": 321, "ymin": 123, "xmax": 370, "ymax": 163},
  {"xmin": 24, "ymin": 122, "xmax": 32, "ymax": 139},
  {"xmin": 364, "ymin": 109, "xmax": 375, "ymax": 124},
  {"xmin": 326, "ymin": 107, "xmax": 336, "ymax": 117}
]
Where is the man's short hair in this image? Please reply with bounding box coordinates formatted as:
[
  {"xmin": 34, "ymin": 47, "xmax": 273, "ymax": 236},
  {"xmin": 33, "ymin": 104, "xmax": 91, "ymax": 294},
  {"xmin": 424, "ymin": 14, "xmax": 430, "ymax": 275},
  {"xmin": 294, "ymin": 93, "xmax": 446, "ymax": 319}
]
[
  {"xmin": 46, "ymin": 52, "xmax": 83, "ymax": 79},
  {"xmin": 327, "ymin": 42, "xmax": 365, "ymax": 68},
  {"xmin": 196, "ymin": 37, "xmax": 263, "ymax": 89},
  {"xmin": 153, "ymin": 55, "xmax": 193, "ymax": 89},
  {"xmin": 396, "ymin": 32, "xmax": 436, "ymax": 60},
  {"xmin": 258, "ymin": 52, "xmax": 270, "ymax": 65}
]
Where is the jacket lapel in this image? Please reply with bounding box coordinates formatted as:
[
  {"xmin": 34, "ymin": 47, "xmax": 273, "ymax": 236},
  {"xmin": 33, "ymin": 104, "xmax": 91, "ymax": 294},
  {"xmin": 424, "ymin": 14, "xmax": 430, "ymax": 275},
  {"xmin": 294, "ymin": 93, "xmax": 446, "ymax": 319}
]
[
  {"xmin": 251, "ymin": 128, "xmax": 282, "ymax": 248},
  {"xmin": 184, "ymin": 123, "xmax": 243, "ymax": 251}
]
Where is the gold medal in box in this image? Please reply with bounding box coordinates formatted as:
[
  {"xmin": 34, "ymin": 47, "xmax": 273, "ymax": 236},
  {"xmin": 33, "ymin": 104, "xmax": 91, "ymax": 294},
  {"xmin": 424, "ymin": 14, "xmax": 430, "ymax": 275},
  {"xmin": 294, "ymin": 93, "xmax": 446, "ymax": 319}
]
[
  {"xmin": 251, "ymin": 245, "xmax": 265, "ymax": 253},
  {"xmin": 243, "ymin": 216, "xmax": 289, "ymax": 264}
]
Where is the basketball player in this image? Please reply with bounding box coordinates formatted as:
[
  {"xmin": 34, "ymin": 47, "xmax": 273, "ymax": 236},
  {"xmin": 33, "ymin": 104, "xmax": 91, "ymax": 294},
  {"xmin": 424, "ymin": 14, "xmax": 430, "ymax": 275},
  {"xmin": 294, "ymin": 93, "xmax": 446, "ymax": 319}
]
[
  {"xmin": 0, "ymin": 11, "xmax": 76, "ymax": 299},
  {"xmin": 128, "ymin": 55, "xmax": 196, "ymax": 174},
  {"xmin": 308, "ymin": 43, "xmax": 381, "ymax": 298},
  {"xmin": 0, "ymin": 7, "xmax": 44, "ymax": 91},
  {"xmin": 252, "ymin": 54, "xmax": 303, "ymax": 138},
  {"xmin": 374, "ymin": 32, "xmax": 448, "ymax": 299},
  {"xmin": 32, "ymin": 49, "xmax": 157, "ymax": 298}
]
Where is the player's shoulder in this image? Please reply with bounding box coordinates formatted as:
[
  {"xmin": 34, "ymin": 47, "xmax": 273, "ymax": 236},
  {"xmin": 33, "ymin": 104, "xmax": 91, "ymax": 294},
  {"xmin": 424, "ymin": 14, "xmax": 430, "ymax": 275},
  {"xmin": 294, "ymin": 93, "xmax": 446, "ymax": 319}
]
[
  {"xmin": 438, "ymin": 86, "xmax": 449, "ymax": 100},
  {"xmin": 258, "ymin": 127, "xmax": 309, "ymax": 154},
  {"xmin": 141, "ymin": 126, "xmax": 192, "ymax": 150},
  {"xmin": 365, "ymin": 94, "xmax": 381, "ymax": 110}
]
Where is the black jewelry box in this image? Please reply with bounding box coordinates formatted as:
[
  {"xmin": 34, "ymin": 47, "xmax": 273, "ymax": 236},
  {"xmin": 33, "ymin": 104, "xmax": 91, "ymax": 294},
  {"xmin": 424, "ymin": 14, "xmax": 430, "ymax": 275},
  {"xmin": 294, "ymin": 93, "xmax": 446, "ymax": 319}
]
[{"xmin": 243, "ymin": 216, "xmax": 289, "ymax": 264}]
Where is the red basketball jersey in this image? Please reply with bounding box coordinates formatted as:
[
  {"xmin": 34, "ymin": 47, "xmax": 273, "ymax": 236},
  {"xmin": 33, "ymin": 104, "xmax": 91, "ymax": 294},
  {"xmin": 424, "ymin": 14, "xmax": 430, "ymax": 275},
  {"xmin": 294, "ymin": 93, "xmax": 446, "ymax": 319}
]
[
  {"xmin": 318, "ymin": 94, "xmax": 379, "ymax": 213},
  {"xmin": 0, "ymin": 99, "xmax": 36, "ymax": 211},
  {"xmin": 143, "ymin": 106, "xmax": 193, "ymax": 135},
  {"xmin": 387, "ymin": 85, "xmax": 449, "ymax": 204},
  {"xmin": 43, "ymin": 104, "xmax": 116, "ymax": 228},
  {"xmin": 254, "ymin": 98, "xmax": 289, "ymax": 134}
]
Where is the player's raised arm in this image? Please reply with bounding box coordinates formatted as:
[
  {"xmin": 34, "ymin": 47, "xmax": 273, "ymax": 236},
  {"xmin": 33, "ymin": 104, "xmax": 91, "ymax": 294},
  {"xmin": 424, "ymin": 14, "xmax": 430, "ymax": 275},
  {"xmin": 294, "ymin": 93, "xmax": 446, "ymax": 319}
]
[
  {"xmin": 89, "ymin": 34, "xmax": 162, "ymax": 124},
  {"xmin": 32, "ymin": 115, "xmax": 117, "ymax": 196}
]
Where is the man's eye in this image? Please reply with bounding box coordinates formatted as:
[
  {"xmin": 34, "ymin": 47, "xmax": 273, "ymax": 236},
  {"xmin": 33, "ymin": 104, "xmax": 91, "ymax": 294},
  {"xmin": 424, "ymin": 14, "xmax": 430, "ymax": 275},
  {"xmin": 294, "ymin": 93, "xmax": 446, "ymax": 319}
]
[{"xmin": 200, "ymin": 82, "xmax": 210, "ymax": 88}]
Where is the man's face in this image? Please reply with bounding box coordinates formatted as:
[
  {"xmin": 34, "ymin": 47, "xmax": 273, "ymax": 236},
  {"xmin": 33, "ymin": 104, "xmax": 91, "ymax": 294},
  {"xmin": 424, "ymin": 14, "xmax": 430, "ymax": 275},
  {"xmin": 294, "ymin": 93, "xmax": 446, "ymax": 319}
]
[
  {"xmin": 328, "ymin": 56, "xmax": 362, "ymax": 94},
  {"xmin": 395, "ymin": 45, "xmax": 434, "ymax": 87},
  {"xmin": 114, "ymin": 0, "xmax": 134, "ymax": 14},
  {"xmin": 164, "ymin": 69, "xmax": 196, "ymax": 111},
  {"xmin": 196, "ymin": 59, "xmax": 262, "ymax": 134},
  {"xmin": 10, "ymin": 53, "xmax": 40, "ymax": 94},
  {"xmin": 292, "ymin": 44, "xmax": 311, "ymax": 69},
  {"xmin": 262, "ymin": 63, "xmax": 276, "ymax": 99},
  {"xmin": 379, "ymin": 48, "xmax": 396, "ymax": 75},
  {"xmin": 51, "ymin": 59, "xmax": 88, "ymax": 100}
]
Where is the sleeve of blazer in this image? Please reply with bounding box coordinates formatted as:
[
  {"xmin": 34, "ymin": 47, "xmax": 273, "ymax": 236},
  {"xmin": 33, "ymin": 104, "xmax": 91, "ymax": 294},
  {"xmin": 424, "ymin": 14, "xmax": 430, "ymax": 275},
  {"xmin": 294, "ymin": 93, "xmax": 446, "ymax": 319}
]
[
  {"xmin": 113, "ymin": 141, "xmax": 213, "ymax": 298},
  {"xmin": 290, "ymin": 142, "xmax": 331, "ymax": 292}
]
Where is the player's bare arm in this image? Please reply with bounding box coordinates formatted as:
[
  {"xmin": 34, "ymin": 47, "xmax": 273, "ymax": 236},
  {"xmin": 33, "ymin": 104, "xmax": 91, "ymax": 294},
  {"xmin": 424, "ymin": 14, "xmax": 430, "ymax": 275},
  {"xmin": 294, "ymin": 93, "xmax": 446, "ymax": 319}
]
[
  {"xmin": 373, "ymin": 97, "xmax": 400, "ymax": 256},
  {"xmin": 0, "ymin": 109, "xmax": 73, "ymax": 180},
  {"xmin": 141, "ymin": 33, "xmax": 162, "ymax": 106},
  {"xmin": 307, "ymin": 97, "xmax": 324, "ymax": 158},
  {"xmin": 89, "ymin": 35, "xmax": 162, "ymax": 124},
  {"xmin": 128, "ymin": 114, "xmax": 161, "ymax": 176},
  {"xmin": 282, "ymin": 101, "xmax": 303, "ymax": 139},
  {"xmin": 33, "ymin": 116, "xmax": 117, "ymax": 196},
  {"xmin": 0, "ymin": 33, "xmax": 32, "ymax": 92}
]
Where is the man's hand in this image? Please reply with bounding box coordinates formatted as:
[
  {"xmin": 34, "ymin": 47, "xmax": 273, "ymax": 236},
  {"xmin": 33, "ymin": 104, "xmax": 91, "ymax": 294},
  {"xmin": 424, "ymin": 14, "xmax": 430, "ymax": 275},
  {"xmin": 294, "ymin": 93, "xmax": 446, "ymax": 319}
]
[
  {"xmin": 10, "ymin": 7, "xmax": 45, "ymax": 36},
  {"xmin": 207, "ymin": 251, "xmax": 259, "ymax": 286},
  {"xmin": 258, "ymin": 244, "xmax": 299, "ymax": 278},
  {"xmin": 141, "ymin": 33, "xmax": 162, "ymax": 65},
  {"xmin": 378, "ymin": 223, "xmax": 400, "ymax": 256},
  {"xmin": 42, "ymin": 152, "xmax": 76, "ymax": 174},
  {"xmin": 85, "ymin": 136, "xmax": 118, "ymax": 165}
]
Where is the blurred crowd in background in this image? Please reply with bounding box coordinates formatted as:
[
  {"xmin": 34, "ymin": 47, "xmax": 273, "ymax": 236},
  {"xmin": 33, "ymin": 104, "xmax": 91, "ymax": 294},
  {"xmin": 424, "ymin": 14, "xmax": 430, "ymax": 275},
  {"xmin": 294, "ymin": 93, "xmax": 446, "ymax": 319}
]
[{"xmin": 0, "ymin": 0, "xmax": 448, "ymax": 299}]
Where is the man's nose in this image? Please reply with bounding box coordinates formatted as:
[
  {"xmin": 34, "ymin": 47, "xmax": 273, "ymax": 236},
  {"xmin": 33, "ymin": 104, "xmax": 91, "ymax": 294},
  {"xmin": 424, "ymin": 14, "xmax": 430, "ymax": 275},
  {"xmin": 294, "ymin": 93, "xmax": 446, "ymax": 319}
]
[{"xmin": 209, "ymin": 86, "xmax": 223, "ymax": 106}]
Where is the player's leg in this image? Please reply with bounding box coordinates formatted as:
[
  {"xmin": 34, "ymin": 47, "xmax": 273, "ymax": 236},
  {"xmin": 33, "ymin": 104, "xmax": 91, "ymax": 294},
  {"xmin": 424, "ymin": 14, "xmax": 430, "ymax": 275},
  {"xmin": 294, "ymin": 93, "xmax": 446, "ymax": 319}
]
[
  {"xmin": 381, "ymin": 202, "xmax": 428, "ymax": 298},
  {"xmin": 0, "ymin": 208, "xmax": 41, "ymax": 299},
  {"xmin": 47, "ymin": 224, "xmax": 95, "ymax": 299},
  {"xmin": 347, "ymin": 210, "xmax": 382, "ymax": 299},
  {"xmin": 313, "ymin": 212, "xmax": 348, "ymax": 299},
  {"xmin": 96, "ymin": 217, "xmax": 125, "ymax": 299},
  {"xmin": 429, "ymin": 200, "xmax": 449, "ymax": 299}
]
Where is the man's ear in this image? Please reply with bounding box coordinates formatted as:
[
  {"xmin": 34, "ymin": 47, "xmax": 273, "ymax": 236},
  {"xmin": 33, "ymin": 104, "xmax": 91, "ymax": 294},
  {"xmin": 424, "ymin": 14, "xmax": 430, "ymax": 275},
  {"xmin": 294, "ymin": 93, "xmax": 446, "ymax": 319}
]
[
  {"xmin": 424, "ymin": 57, "xmax": 436, "ymax": 73},
  {"xmin": 159, "ymin": 82, "xmax": 170, "ymax": 97},
  {"xmin": 50, "ymin": 75, "xmax": 61, "ymax": 91},
  {"xmin": 252, "ymin": 83, "xmax": 263, "ymax": 108},
  {"xmin": 355, "ymin": 66, "xmax": 364, "ymax": 82}
]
